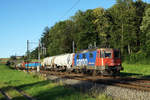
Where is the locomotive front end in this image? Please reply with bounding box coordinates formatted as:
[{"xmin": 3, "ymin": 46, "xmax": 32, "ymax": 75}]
[
  {"xmin": 96, "ymin": 48, "xmax": 123, "ymax": 74},
  {"xmin": 104, "ymin": 49, "xmax": 123, "ymax": 74}
]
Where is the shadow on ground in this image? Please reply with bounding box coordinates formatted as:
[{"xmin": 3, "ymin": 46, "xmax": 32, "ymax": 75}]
[
  {"xmin": 120, "ymin": 72, "xmax": 150, "ymax": 80},
  {"xmin": 1, "ymin": 80, "xmax": 85, "ymax": 100},
  {"xmin": 119, "ymin": 72, "xmax": 143, "ymax": 77},
  {"xmin": 140, "ymin": 75, "xmax": 150, "ymax": 79}
]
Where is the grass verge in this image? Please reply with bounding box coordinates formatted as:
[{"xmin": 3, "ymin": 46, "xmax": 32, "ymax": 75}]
[
  {"xmin": 0, "ymin": 64, "xmax": 112, "ymax": 100},
  {"xmin": 121, "ymin": 63, "xmax": 150, "ymax": 78}
]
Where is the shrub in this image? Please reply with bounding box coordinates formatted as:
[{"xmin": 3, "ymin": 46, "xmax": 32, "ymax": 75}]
[{"xmin": 123, "ymin": 51, "xmax": 149, "ymax": 64}]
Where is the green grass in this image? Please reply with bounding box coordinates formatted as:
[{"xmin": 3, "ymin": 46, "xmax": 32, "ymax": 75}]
[
  {"xmin": 6, "ymin": 88, "xmax": 27, "ymax": 100},
  {"xmin": 0, "ymin": 92, "xmax": 5, "ymax": 100},
  {"xmin": 2, "ymin": 63, "xmax": 150, "ymax": 100},
  {"xmin": 0, "ymin": 64, "xmax": 112, "ymax": 100},
  {"xmin": 121, "ymin": 63, "xmax": 150, "ymax": 78}
]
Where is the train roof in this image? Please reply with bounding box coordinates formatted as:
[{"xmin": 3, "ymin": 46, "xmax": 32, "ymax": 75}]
[{"xmin": 76, "ymin": 48, "xmax": 120, "ymax": 53}]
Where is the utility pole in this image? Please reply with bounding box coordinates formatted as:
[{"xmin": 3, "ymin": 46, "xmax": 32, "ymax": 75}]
[
  {"xmin": 37, "ymin": 39, "xmax": 41, "ymax": 72},
  {"xmin": 73, "ymin": 41, "xmax": 75, "ymax": 53},
  {"xmin": 26, "ymin": 39, "xmax": 45, "ymax": 72},
  {"xmin": 94, "ymin": 42, "xmax": 96, "ymax": 48},
  {"xmin": 27, "ymin": 40, "xmax": 29, "ymax": 58},
  {"xmin": 42, "ymin": 43, "xmax": 46, "ymax": 55},
  {"xmin": 27, "ymin": 40, "xmax": 29, "ymax": 72}
]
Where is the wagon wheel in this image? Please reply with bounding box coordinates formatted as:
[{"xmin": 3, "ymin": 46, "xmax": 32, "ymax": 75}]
[
  {"xmin": 74, "ymin": 69, "xmax": 79, "ymax": 74},
  {"xmin": 66, "ymin": 69, "xmax": 72, "ymax": 74}
]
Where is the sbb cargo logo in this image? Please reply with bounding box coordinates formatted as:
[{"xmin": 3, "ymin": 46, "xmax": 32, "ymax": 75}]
[{"xmin": 76, "ymin": 59, "xmax": 88, "ymax": 66}]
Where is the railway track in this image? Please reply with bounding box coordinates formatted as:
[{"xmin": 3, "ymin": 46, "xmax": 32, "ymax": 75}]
[{"xmin": 40, "ymin": 70, "xmax": 150, "ymax": 92}]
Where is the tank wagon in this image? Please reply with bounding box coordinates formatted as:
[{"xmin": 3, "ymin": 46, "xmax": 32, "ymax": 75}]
[
  {"xmin": 42, "ymin": 53, "xmax": 74, "ymax": 71},
  {"xmin": 42, "ymin": 48, "xmax": 123, "ymax": 75}
]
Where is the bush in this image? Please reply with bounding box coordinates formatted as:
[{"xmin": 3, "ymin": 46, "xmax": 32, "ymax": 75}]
[{"xmin": 123, "ymin": 51, "xmax": 150, "ymax": 64}]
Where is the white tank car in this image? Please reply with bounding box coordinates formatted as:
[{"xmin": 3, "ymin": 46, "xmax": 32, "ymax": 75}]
[
  {"xmin": 42, "ymin": 57, "xmax": 48, "ymax": 66},
  {"xmin": 53, "ymin": 53, "xmax": 74, "ymax": 69},
  {"xmin": 54, "ymin": 54, "xmax": 69, "ymax": 66},
  {"xmin": 42, "ymin": 57, "xmax": 54, "ymax": 68},
  {"xmin": 67, "ymin": 53, "xmax": 74, "ymax": 69},
  {"xmin": 42, "ymin": 53, "xmax": 74, "ymax": 70}
]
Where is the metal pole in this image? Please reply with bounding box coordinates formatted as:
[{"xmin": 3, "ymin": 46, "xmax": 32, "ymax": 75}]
[
  {"xmin": 94, "ymin": 42, "xmax": 96, "ymax": 48},
  {"xmin": 37, "ymin": 39, "xmax": 41, "ymax": 72},
  {"xmin": 42, "ymin": 43, "xmax": 46, "ymax": 55},
  {"xmin": 27, "ymin": 40, "xmax": 29, "ymax": 72},
  {"xmin": 44, "ymin": 47, "xmax": 46, "ymax": 55},
  {"xmin": 73, "ymin": 41, "xmax": 75, "ymax": 53}
]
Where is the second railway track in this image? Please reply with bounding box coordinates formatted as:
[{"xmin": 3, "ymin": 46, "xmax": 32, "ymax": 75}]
[{"xmin": 40, "ymin": 70, "xmax": 150, "ymax": 92}]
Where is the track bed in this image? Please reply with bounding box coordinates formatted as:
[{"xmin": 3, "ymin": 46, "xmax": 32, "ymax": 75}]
[{"xmin": 40, "ymin": 70, "xmax": 150, "ymax": 92}]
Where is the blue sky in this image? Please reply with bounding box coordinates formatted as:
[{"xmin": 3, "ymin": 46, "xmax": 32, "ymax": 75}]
[{"xmin": 0, "ymin": 0, "xmax": 149, "ymax": 58}]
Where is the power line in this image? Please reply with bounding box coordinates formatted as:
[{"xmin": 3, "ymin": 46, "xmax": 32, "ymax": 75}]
[{"xmin": 59, "ymin": 0, "xmax": 80, "ymax": 20}]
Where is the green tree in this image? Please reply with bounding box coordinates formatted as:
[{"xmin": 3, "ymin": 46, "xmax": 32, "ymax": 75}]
[
  {"xmin": 108, "ymin": 0, "xmax": 147, "ymax": 55},
  {"xmin": 140, "ymin": 8, "xmax": 150, "ymax": 55},
  {"xmin": 47, "ymin": 20, "xmax": 75, "ymax": 56},
  {"xmin": 29, "ymin": 0, "xmax": 150, "ymax": 63},
  {"xmin": 72, "ymin": 10, "xmax": 97, "ymax": 50},
  {"xmin": 92, "ymin": 8, "xmax": 112, "ymax": 47}
]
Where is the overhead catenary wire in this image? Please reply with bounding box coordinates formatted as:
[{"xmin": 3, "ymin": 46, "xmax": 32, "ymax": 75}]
[{"xmin": 59, "ymin": 0, "xmax": 80, "ymax": 20}]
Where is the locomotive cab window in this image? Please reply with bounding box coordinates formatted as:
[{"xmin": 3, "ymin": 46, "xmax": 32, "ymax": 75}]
[
  {"xmin": 114, "ymin": 50, "xmax": 120, "ymax": 58},
  {"xmin": 104, "ymin": 50, "xmax": 112, "ymax": 58},
  {"xmin": 89, "ymin": 53, "xmax": 93, "ymax": 58},
  {"xmin": 82, "ymin": 54, "xmax": 86, "ymax": 59},
  {"xmin": 101, "ymin": 50, "xmax": 112, "ymax": 58}
]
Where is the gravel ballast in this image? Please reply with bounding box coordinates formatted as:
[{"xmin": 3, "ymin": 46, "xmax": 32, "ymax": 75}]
[{"xmin": 46, "ymin": 75, "xmax": 150, "ymax": 100}]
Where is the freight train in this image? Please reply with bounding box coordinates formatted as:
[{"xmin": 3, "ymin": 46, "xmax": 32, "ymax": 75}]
[
  {"xmin": 18, "ymin": 48, "xmax": 123, "ymax": 75},
  {"xmin": 42, "ymin": 48, "xmax": 123, "ymax": 75}
]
